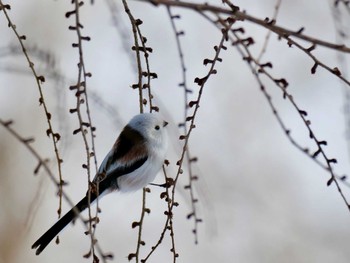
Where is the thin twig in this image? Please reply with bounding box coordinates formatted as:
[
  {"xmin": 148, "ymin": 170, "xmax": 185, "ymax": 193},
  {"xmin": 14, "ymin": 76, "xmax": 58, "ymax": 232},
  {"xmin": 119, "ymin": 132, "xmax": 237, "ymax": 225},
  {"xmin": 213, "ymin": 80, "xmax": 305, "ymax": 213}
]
[
  {"xmin": 141, "ymin": 166, "xmax": 177, "ymax": 262},
  {"xmin": 122, "ymin": 0, "xmax": 144, "ymax": 113},
  {"xmin": 0, "ymin": 119, "xmax": 109, "ymax": 261},
  {"xmin": 0, "ymin": 0, "xmax": 65, "ymax": 218},
  {"xmin": 166, "ymin": 6, "xmax": 201, "ymax": 244},
  {"xmin": 66, "ymin": 1, "xmax": 100, "ymax": 260},
  {"xmin": 167, "ymin": 17, "xmax": 235, "ymax": 260},
  {"xmin": 215, "ymin": 13, "xmax": 350, "ymax": 211},
  {"xmin": 256, "ymin": 0, "xmax": 282, "ymax": 63}
]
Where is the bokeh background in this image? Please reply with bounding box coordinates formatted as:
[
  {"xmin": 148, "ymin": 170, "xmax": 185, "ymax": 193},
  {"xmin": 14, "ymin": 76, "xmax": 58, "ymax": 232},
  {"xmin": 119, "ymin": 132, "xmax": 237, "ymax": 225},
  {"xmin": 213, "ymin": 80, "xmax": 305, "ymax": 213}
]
[{"xmin": 1, "ymin": 0, "xmax": 350, "ymax": 262}]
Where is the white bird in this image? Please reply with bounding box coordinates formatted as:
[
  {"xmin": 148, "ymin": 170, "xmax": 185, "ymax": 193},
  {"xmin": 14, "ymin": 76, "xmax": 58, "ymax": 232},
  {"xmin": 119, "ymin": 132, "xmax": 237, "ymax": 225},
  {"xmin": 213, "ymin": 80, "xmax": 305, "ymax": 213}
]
[{"xmin": 32, "ymin": 113, "xmax": 168, "ymax": 255}]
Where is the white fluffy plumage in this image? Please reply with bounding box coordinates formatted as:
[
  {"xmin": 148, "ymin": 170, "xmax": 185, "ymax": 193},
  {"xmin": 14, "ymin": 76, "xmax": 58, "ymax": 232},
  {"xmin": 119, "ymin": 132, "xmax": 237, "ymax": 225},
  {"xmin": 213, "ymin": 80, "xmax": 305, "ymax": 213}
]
[{"xmin": 98, "ymin": 112, "xmax": 168, "ymax": 192}]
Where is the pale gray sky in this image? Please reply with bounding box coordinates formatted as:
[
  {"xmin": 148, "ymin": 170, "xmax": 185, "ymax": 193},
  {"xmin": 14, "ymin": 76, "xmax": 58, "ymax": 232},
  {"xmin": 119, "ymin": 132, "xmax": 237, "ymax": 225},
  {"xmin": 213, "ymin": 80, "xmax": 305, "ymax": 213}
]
[{"xmin": 1, "ymin": 0, "xmax": 350, "ymax": 262}]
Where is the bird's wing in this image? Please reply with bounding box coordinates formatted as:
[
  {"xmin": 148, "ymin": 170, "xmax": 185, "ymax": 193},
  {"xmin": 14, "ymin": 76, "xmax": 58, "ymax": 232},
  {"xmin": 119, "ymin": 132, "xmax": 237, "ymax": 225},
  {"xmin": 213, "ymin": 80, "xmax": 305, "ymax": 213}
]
[
  {"xmin": 97, "ymin": 155, "xmax": 148, "ymax": 193},
  {"xmin": 92, "ymin": 125, "xmax": 148, "ymax": 193}
]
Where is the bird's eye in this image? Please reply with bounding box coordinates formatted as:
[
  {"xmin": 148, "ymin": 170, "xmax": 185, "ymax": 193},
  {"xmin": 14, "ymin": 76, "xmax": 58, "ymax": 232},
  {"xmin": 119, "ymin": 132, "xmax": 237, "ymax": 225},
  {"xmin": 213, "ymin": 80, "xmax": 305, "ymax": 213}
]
[{"xmin": 155, "ymin": 125, "xmax": 160, "ymax": 130}]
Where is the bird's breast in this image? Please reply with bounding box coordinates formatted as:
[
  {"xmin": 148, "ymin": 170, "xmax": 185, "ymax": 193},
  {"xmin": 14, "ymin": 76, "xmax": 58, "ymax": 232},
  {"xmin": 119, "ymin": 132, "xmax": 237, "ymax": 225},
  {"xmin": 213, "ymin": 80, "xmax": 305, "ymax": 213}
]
[{"xmin": 117, "ymin": 156, "xmax": 162, "ymax": 192}]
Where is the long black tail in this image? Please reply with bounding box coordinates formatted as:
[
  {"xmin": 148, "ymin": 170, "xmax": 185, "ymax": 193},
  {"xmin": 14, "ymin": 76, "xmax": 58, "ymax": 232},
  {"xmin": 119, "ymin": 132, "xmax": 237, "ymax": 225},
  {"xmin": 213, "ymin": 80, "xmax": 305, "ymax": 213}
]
[{"xmin": 32, "ymin": 193, "xmax": 97, "ymax": 255}]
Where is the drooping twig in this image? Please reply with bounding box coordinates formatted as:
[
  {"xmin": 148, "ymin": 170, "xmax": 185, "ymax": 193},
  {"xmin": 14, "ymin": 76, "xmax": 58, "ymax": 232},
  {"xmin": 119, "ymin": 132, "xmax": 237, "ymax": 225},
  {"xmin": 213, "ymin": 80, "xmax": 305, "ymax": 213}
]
[
  {"xmin": 0, "ymin": 0, "xmax": 65, "ymax": 219},
  {"xmin": 330, "ymin": 1, "xmax": 350, "ymax": 164},
  {"xmin": 256, "ymin": 0, "xmax": 282, "ymax": 63},
  {"xmin": 121, "ymin": 1, "xmax": 159, "ymax": 261},
  {"xmin": 122, "ymin": 0, "xmax": 145, "ymax": 113},
  {"xmin": 0, "ymin": 119, "xmax": 111, "ymax": 262},
  {"xmin": 166, "ymin": 6, "xmax": 202, "ymax": 244},
  {"xmin": 66, "ymin": 1, "xmax": 100, "ymax": 261},
  {"xmin": 213, "ymin": 13, "xmax": 350, "ymax": 212},
  {"xmin": 166, "ymin": 16, "xmax": 235, "ymax": 261},
  {"xmin": 140, "ymin": 166, "xmax": 177, "ymax": 262}
]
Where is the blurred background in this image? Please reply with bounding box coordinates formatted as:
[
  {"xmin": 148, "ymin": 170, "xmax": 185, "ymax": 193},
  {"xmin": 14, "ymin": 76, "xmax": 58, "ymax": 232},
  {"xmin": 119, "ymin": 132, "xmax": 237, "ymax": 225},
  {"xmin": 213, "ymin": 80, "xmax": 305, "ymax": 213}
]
[{"xmin": 1, "ymin": 0, "xmax": 350, "ymax": 262}]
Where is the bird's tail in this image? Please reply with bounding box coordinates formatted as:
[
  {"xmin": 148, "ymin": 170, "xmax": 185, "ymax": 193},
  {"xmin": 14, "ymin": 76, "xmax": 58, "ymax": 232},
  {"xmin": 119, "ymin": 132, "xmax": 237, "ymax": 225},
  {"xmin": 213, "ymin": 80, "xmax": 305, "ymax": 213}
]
[{"xmin": 32, "ymin": 193, "xmax": 97, "ymax": 255}]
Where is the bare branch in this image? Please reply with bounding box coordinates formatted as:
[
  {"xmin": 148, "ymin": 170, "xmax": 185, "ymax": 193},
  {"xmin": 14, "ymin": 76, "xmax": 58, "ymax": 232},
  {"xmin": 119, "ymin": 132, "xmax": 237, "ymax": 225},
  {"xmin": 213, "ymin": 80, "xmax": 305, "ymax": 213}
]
[{"xmin": 136, "ymin": 0, "xmax": 350, "ymax": 53}]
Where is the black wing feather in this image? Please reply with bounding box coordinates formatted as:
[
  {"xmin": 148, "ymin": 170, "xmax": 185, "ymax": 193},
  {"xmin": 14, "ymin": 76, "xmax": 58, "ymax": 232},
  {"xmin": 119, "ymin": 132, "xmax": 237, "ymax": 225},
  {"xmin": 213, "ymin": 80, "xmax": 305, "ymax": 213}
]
[{"xmin": 98, "ymin": 155, "xmax": 148, "ymax": 193}]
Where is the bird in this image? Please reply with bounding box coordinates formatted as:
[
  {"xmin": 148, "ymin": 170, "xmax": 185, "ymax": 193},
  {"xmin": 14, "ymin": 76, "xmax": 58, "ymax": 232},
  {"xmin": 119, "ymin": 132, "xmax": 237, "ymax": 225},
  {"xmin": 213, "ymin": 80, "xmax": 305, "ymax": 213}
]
[{"xmin": 32, "ymin": 113, "xmax": 169, "ymax": 255}]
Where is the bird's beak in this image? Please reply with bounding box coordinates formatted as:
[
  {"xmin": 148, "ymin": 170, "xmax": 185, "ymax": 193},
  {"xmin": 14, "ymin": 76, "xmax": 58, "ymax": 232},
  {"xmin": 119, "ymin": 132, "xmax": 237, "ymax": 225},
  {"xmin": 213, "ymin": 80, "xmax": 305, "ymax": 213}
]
[{"xmin": 163, "ymin": 121, "xmax": 168, "ymax": 127}]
